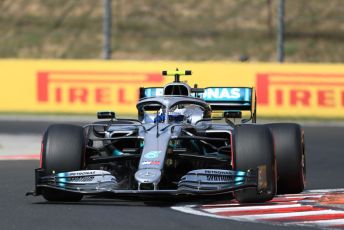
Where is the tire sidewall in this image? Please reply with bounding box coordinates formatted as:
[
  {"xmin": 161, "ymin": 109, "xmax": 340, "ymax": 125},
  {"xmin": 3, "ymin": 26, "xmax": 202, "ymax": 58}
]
[
  {"xmin": 233, "ymin": 124, "xmax": 277, "ymax": 203},
  {"xmin": 267, "ymin": 123, "xmax": 305, "ymax": 194}
]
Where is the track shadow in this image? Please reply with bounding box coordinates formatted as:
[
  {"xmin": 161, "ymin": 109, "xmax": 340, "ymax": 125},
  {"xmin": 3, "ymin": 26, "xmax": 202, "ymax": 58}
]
[{"xmin": 31, "ymin": 193, "xmax": 235, "ymax": 207}]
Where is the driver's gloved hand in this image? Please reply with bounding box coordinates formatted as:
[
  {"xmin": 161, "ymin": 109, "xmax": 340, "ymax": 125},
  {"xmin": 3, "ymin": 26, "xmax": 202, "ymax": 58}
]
[{"xmin": 154, "ymin": 113, "xmax": 165, "ymax": 123}]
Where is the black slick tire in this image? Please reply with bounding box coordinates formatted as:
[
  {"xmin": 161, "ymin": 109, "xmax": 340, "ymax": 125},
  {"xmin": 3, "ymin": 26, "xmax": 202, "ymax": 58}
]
[
  {"xmin": 267, "ymin": 123, "xmax": 305, "ymax": 194},
  {"xmin": 41, "ymin": 124, "xmax": 85, "ymax": 202},
  {"xmin": 232, "ymin": 125, "xmax": 277, "ymax": 203}
]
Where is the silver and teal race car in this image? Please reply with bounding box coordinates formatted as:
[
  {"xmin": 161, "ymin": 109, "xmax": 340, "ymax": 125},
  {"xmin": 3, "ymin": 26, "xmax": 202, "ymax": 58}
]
[{"xmin": 28, "ymin": 70, "xmax": 306, "ymax": 203}]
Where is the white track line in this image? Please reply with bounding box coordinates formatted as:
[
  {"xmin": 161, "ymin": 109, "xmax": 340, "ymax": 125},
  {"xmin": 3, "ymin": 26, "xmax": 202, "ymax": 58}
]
[
  {"xmin": 171, "ymin": 189, "xmax": 344, "ymax": 229},
  {"xmin": 233, "ymin": 210, "xmax": 344, "ymax": 220},
  {"xmin": 202, "ymin": 203, "xmax": 241, "ymax": 207},
  {"xmin": 304, "ymin": 188, "xmax": 344, "ymax": 193},
  {"xmin": 291, "ymin": 218, "xmax": 344, "ymax": 227},
  {"xmin": 203, "ymin": 204, "xmax": 301, "ymax": 213},
  {"xmin": 171, "ymin": 206, "xmax": 231, "ymax": 220},
  {"xmin": 201, "ymin": 193, "xmax": 326, "ymax": 208},
  {"xmin": 202, "ymin": 201, "xmax": 300, "ymax": 208},
  {"xmin": 283, "ymin": 195, "xmax": 323, "ymax": 199}
]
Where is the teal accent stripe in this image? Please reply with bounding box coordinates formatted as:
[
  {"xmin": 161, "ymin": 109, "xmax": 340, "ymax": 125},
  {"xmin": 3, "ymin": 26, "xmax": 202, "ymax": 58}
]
[{"xmin": 234, "ymin": 171, "xmax": 246, "ymax": 185}]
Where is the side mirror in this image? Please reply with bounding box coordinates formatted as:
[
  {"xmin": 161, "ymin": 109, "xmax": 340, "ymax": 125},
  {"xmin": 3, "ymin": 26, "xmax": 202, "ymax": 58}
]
[
  {"xmin": 224, "ymin": 111, "xmax": 242, "ymax": 119},
  {"xmin": 97, "ymin": 111, "xmax": 115, "ymax": 119}
]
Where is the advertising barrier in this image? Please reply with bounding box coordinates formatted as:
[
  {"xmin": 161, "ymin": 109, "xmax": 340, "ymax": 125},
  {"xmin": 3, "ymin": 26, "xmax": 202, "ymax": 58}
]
[{"xmin": 0, "ymin": 60, "xmax": 343, "ymax": 118}]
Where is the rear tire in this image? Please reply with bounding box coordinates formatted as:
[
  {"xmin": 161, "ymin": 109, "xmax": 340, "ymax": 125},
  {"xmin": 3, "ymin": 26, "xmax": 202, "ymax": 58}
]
[
  {"xmin": 267, "ymin": 123, "xmax": 305, "ymax": 194},
  {"xmin": 232, "ymin": 125, "xmax": 277, "ymax": 203},
  {"xmin": 41, "ymin": 124, "xmax": 85, "ymax": 202}
]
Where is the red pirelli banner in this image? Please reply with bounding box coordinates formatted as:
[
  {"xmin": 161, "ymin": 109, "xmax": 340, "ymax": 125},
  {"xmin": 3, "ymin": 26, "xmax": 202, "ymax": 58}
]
[{"xmin": 0, "ymin": 60, "xmax": 343, "ymax": 118}]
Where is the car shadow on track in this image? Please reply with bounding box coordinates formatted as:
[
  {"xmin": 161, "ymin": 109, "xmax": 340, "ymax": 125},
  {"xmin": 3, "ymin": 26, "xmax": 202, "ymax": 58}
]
[{"xmin": 31, "ymin": 194, "xmax": 234, "ymax": 207}]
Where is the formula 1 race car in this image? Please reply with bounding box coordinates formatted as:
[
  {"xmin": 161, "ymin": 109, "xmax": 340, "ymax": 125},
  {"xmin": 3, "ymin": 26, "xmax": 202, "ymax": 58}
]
[{"xmin": 28, "ymin": 70, "xmax": 306, "ymax": 203}]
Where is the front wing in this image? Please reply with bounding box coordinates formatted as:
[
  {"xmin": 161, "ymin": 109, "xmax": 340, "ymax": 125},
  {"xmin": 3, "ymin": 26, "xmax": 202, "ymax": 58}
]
[{"xmin": 27, "ymin": 167, "xmax": 268, "ymax": 197}]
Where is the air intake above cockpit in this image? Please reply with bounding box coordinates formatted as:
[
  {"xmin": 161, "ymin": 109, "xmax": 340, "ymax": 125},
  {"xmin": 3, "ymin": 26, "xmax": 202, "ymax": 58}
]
[{"xmin": 164, "ymin": 83, "xmax": 190, "ymax": 96}]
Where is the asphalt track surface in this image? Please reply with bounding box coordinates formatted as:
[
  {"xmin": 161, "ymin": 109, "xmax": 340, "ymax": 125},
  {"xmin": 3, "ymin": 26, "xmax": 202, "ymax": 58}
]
[{"xmin": 1, "ymin": 120, "xmax": 343, "ymax": 230}]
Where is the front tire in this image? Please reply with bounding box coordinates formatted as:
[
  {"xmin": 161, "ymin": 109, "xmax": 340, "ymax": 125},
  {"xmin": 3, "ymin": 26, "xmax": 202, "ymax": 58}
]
[
  {"xmin": 267, "ymin": 123, "xmax": 305, "ymax": 194},
  {"xmin": 41, "ymin": 124, "xmax": 85, "ymax": 202},
  {"xmin": 232, "ymin": 125, "xmax": 277, "ymax": 203}
]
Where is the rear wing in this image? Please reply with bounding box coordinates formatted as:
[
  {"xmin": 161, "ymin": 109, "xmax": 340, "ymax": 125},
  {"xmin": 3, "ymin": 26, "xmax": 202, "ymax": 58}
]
[
  {"xmin": 200, "ymin": 87, "xmax": 253, "ymax": 110},
  {"xmin": 139, "ymin": 87, "xmax": 163, "ymax": 98},
  {"xmin": 199, "ymin": 87, "xmax": 256, "ymax": 122},
  {"xmin": 139, "ymin": 86, "xmax": 256, "ymax": 122}
]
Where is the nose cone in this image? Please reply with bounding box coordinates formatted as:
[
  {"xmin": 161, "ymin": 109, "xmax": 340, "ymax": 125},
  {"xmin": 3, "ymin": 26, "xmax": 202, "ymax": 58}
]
[{"xmin": 135, "ymin": 169, "xmax": 161, "ymax": 184}]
